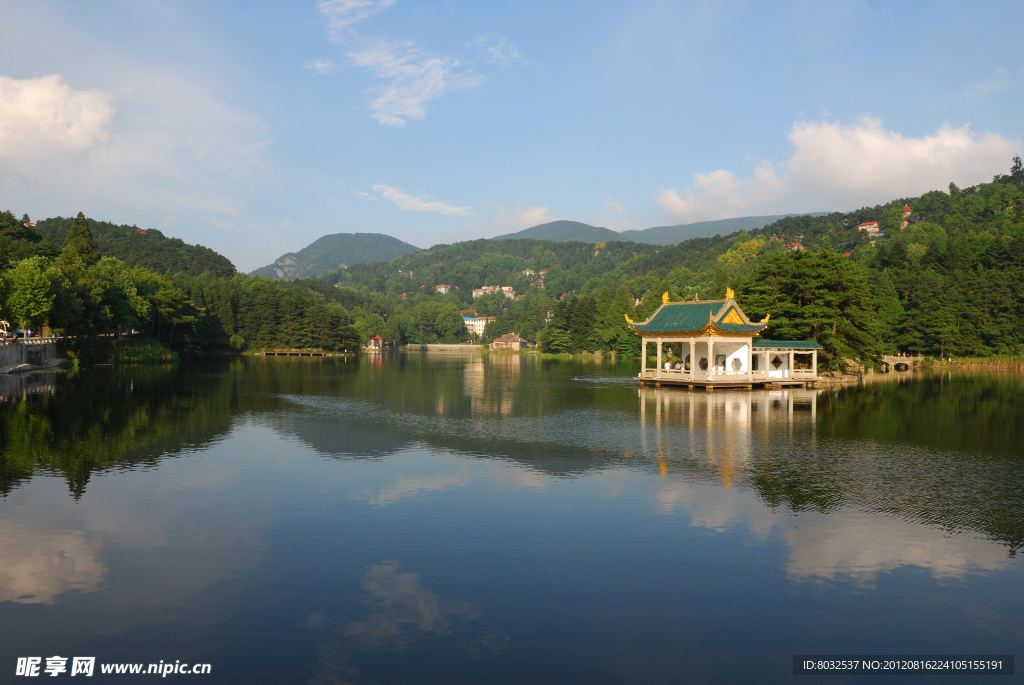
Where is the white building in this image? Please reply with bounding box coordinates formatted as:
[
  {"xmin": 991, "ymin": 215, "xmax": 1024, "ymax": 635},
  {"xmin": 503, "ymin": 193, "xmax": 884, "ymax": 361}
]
[{"xmin": 463, "ymin": 316, "xmax": 496, "ymax": 338}]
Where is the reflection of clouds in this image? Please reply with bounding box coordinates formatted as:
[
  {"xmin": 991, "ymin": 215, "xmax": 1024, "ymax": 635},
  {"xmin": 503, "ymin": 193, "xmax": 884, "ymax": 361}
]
[
  {"xmin": 308, "ymin": 561, "xmax": 487, "ymax": 683},
  {"xmin": 347, "ymin": 561, "xmax": 479, "ymax": 650},
  {"xmin": 653, "ymin": 478, "xmax": 1013, "ymax": 584},
  {"xmin": 785, "ymin": 511, "xmax": 1013, "ymax": 584},
  {"xmin": 654, "ymin": 479, "xmax": 773, "ymax": 535},
  {"xmin": 369, "ymin": 474, "xmax": 467, "ymax": 506},
  {"xmin": 489, "ymin": 464, "xmax": 548, "ymax": 491},
  {"xmin": 0, "ymin": 521, "xmax": 106, "ymax": 604}
]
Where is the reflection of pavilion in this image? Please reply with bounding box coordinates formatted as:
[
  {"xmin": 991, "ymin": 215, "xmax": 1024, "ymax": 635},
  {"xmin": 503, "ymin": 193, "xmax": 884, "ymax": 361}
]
[
  {"xmin": 639, "ymin": 386, "xmax": 818, "ymax": 488},
  {"xmin": 627, "ymin": 290, "xmax": 820, "ymax": 388}
]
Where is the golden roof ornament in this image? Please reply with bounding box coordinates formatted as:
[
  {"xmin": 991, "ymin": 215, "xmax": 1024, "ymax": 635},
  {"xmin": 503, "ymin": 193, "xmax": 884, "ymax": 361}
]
[
  {"xmin": 759, "ymin": 313, "xmax": 771, "ymax": 323},
  {"xmin": 624, "ymin": 314, "xmax": 633, "ymax": 324},
  {"xmin": 725, "ymin": 287, "xmax": 735, "ymax": 300},
  {"xmin": 662, "ymin": 291, "xmax": 670, "ymax": 304}
]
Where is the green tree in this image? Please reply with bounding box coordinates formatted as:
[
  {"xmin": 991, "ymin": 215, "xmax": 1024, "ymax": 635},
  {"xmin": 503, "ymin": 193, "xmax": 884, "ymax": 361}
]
[
  {"xmin": 739, "ymin": 245, "xmax": 883, "ymax": 368},
  {"xmin": 63, "ymin": 212, "xmax": 100, "ymax": 266},
  {"xmin": 4, "ymin": 257, "xmax": 61, "ymax": 330}
]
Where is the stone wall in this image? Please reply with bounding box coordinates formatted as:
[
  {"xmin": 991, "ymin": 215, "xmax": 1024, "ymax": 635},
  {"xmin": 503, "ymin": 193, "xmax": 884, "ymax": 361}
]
[{"xmin": 0, "ymin": 339, "xmax": 60, "ymax": 373}]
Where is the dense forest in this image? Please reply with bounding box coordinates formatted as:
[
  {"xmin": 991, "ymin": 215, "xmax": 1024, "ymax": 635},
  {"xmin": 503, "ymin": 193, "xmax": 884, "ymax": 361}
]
[
  {"xmin": 35, "ymin": 215, "xmax": 236, "ymax": 277},
  {"xmin": 319, "ymin": 160, "xmax": 1024, "ymax": 368},
  {"xmin": 0, "ymin": 212, "xmax": 360, "ymax": 359}
]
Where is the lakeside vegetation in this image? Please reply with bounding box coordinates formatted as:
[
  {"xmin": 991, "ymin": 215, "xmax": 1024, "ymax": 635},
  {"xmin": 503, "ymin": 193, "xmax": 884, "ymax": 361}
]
[
  {"xmin": 113, "ymin": 337, "xmax": 179, "ymax": 364},
  {"xmin": 0, "ymin": 212, "xmax": 361, "ymax": 360}
]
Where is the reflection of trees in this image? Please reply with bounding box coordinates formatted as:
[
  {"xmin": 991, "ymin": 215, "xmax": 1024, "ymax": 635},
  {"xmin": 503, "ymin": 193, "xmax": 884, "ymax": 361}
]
[
  {"xmin": 4, "ymin": 357, "xmax": 1022, "ymax": 555},
  {"xmin": 0, "ymin": 359, "xmax": 283, "ymax": 497},
  {"xmin": 640, "ymin": 377, "xmax": 1024, "ymax": 554}
]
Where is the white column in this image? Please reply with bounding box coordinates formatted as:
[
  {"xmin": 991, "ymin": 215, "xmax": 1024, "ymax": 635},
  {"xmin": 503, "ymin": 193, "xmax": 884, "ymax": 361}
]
[
  {"xmin": 747, "ymin": 340, "xmax": 752, "ymax": 382},
  {"xmin": 641, "ymin": 337, "xmax": 647, "ymax": 376},
  {"xmin": 689, "ymin": 338, "xmax": 695, "ymax": 378},
  {"xmin": 812, "ymin": 349, "xmax": 817, "ymax": 377},
  {"xmin": 656, "ymin": 339, "xmax": 662, "ymax": 378},
  {"xmin": 707, "ymin": 338, "xmax": 714, "ymax": 381},
  {"xmin": 788, "ymin": 351, "xmax": 794, "ymax": 378}
]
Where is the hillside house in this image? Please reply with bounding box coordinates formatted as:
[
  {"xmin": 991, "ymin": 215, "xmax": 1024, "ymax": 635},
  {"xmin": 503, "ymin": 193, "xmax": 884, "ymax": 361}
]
[
  {"xmin": 490, "ymin": 333, "xmax": 528, "ymax": 351},
  {"xmin": 472, "ymin": 286, "xmax": 516, "ymax": 300},
  {"xmin": 434, "ymin": 284, "xmax": 452, "ymax": 294}
]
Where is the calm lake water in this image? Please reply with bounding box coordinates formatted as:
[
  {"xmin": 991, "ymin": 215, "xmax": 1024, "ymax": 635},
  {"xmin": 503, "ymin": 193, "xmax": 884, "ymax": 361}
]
[{"xmin": 0, "ymin": 355, "xmax": 1021, "ymax": 684}]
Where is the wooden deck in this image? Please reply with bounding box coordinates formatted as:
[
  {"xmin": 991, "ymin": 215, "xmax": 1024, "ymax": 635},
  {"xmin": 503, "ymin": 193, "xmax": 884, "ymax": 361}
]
[
  {"xmin": 638, "ymin": 367, "xmax": 819, "ymax": 389},
  {"xmin": 638, "ymin": 377, "xmax": 817, "ymax": 390}
]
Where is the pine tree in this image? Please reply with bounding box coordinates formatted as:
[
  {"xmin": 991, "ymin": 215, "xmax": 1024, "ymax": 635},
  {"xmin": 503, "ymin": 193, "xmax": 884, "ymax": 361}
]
[
  {"xmin": 871, "ymin": 270, "xmax": 904, "ymax": 352},
  {"xmin": 63, "ymin": 212, "xmax": 100, "ymax": 265},
  {"xmin": 570, "ymin": 294, "xmax": 598, "ymax": 352},
  {"xmin": 738, "ymin": 245, "xmax": 882, "ymax": 368}
]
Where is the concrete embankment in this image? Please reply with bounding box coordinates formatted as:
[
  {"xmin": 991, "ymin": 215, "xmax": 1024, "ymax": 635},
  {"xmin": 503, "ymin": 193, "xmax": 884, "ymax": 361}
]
[
  {"xmin": 402, "ymin": 344, "xmax": 483, "ymax": 353},
  {"xmin": 0, "ymin": 339, "xmax": 61, "ymax": 374}
]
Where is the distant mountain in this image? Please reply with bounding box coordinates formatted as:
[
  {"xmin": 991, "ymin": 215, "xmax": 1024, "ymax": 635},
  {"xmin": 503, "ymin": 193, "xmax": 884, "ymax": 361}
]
[
  {"xmin": 493, "ymin": 214, "xmax": 829, "ymax": 246},
  {"xmin": 492, "ymin": 220, "xmax": 622, "ymax": 242},
  {"xmin": 35, "ymin": 216, "xmax": 236, "ymax": 277},
  {"xmin": 251, "ymin": 232, "xmax": 421, "ymax": 280},
  {"xmin": 622, "ymin": 215, "xmax": 827, "ymax": 244}
]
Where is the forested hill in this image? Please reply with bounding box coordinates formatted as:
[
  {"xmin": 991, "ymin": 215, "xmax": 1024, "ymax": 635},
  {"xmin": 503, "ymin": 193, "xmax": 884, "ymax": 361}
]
[
  {"xmin": 322, "ymin": 163, "xmax": 1024, "ymax": 364},
  {"xmin": 35, "ymin": 216, "xmax": 235, "ymax": 277},
  {"xmin": 492, "ymin": 220, "xmax": 622, "ymax": 242},
  {"xmin": 492, "ymin": 214, "xmax": 826, "ymax": 244},
  {"xmin": 252, "ymin": 232, "xmax": 421, "ymax": 280}
]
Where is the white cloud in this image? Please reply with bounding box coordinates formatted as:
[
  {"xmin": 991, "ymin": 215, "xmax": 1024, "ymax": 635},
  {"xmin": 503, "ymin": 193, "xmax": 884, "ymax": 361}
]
[
  {"xmin": 655, "ymin": 160, "xmax": 785, "ymax": 223},
  {"xmin": 304, "ymin": 58, "xmax": 338, "ymax": 74},
  {"xmin": 469, "ymin": 36, "xmax": 528, "ymax": 66},
  {"xmin": 0, "ymin": 74, "xmax": 114, "ymax": 159},
  {"xmin": 655, "ymin": 118, "xmax": 1019, "ymax": 222},
  {"xmin": 597, "ymin": 196, "xmax": 633, "ymax": 231},
  {"xmin": 348, "ymin": 41, "xmax": 484, "ymax": 126},
  {"xmin": 373, "ymin": 183, "xmax": 474, "ymax": 216},
  {"xmin": 493, "ymin": 204, "xmax": 555, "ymax": 234},
  {"xmin": 317, "ymin": 0, "xmax": 395, "ymax": 39},
  {"xmin": 0, "ymin": 69, "xmax": 269, "ymax": 267},
  {"xmin": 787, "ymin": 117, "xmax": 1017, "ymax": 207},
  {"xmin": 967, "ymin": 68, "xmax": 1021, "ymax": 97}
]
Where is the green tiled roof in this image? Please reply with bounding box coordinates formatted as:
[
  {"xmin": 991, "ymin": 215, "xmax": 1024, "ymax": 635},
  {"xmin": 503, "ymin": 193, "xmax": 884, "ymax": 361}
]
[
  {"xmin": 752, "ymin": 339, "xmax": 822, "ymax": 350},
  {"xmin": 629, "ymin": 300, "xmax": 765, "ymax": 334}
]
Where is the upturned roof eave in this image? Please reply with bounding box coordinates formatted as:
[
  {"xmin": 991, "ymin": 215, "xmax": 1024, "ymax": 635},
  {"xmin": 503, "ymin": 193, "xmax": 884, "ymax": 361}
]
[{"xmin": 628, "ymin": 321, "xmax": 767, "ymax": 336}]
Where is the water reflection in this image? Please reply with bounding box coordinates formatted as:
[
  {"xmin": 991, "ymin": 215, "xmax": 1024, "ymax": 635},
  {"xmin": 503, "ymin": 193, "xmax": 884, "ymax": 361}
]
[
  {"xmin": 1, "ymin": 358, "xmax": 1022, "ymax": 683},
  {"xmin": 0, "ymin": 521, "xmax": 106, "ymax": 604},
  {"xmin": 347, "ymin": 561, "xmax": 480, "ymax": 649},
  {"xmin": 782, "ymin": 510, "xmax": 1014, "ymax": 583}
]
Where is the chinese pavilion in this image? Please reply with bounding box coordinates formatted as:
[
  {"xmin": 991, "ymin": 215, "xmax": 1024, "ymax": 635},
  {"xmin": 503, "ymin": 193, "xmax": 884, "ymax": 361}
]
[{"xmin": 627, "ymin": 289, "xmax": 821, "ymax": 388}]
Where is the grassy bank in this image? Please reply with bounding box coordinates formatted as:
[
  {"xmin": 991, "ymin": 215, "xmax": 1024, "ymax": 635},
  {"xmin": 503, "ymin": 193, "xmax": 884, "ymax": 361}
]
[
  {"xmin": 114, "ymin": 337, "xmax": 179, "ymax": 365},
  {"xmin": 929, "ymin": 355, "xmax": 1024, "ymax": 371}
]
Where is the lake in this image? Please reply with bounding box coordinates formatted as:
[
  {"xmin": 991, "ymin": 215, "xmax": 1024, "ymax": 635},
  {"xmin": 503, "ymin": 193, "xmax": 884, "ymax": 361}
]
[{"xmin": 0, "ymin": 355, "xmax": 1021, "ymax": 683}]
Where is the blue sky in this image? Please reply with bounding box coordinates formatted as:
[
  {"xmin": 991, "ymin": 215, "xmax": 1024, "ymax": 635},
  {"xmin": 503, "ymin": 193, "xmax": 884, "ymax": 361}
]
[{"xmin": 1, "ymin": 0, "xmax": 1022, "ymax": 271}]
